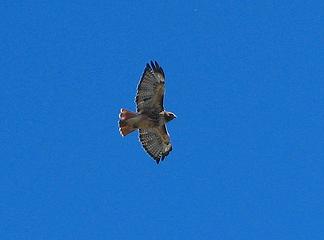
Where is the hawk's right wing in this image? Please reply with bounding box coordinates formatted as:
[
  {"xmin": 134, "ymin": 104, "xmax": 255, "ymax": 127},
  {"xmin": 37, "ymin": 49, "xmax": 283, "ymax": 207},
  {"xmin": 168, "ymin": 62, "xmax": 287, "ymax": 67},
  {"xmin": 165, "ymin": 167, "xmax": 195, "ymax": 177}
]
[{"xmin": 135, "ymin": 61, "xmax": 165, "ymax": 114}]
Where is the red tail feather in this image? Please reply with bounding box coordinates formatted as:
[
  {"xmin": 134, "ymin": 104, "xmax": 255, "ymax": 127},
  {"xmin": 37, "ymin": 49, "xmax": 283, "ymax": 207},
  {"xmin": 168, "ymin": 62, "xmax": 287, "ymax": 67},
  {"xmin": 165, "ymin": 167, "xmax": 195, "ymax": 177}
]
[
  {"xmin": 119, "ymin": 109, "xmax": 137, "ymax": 136},
  {"xmin": 119, "ymin": 108, "xmax": 137, "ymax": 121}
]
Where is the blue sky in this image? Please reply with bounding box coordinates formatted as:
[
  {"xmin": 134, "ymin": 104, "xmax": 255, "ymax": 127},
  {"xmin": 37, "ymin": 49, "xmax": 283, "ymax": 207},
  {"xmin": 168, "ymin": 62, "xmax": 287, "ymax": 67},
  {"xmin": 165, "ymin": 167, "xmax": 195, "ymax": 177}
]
[{"xmin": 1, "ymin": 1, "xmax": 323, "ymax": 239}]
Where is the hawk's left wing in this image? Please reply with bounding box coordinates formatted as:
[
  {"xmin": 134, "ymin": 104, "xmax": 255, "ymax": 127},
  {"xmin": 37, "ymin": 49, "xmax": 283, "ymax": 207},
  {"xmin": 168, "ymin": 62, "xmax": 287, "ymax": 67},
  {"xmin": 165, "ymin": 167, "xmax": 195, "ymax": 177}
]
[{"xmin": 139, "ymin": 126, "xmax": 172, "ymax": 164}]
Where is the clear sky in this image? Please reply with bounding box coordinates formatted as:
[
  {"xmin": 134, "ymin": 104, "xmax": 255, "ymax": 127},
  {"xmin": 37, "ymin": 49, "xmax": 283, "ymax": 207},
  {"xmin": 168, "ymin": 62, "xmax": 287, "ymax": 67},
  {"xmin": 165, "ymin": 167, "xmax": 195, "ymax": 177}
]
[{"xmin": 1, "ymin": 1, "xmax": 323, "ymax": 239}]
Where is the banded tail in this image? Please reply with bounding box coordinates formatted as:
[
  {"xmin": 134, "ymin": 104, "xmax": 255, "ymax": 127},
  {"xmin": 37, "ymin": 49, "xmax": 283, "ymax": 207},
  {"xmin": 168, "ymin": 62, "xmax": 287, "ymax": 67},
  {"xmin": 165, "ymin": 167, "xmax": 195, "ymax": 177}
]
[{"xmin": 119, "ymin": 109, "xmax": 138, "ymax": 136}]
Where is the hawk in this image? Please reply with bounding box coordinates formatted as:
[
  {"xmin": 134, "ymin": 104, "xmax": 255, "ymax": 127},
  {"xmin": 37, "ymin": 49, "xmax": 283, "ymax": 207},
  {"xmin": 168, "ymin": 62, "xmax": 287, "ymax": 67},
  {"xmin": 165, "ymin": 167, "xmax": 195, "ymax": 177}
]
[{"xmin": 118, "ymin": 61, "xmax": 176, "ymax": 164}]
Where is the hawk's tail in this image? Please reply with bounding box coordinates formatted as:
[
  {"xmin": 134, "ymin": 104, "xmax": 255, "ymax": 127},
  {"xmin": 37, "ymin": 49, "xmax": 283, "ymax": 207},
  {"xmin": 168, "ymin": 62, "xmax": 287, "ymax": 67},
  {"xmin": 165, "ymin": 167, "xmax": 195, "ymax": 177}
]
[{"xmin": 119, "ymin": 109, "xmax": 138, "ymax": 136}]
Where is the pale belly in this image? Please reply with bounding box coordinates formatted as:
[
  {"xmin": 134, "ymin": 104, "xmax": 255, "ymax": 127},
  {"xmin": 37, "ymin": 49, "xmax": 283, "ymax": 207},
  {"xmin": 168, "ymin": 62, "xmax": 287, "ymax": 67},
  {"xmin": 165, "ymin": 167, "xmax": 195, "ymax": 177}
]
[{"xmin": 136, "ymin": 114, "xmax": 164, "ymax": 129}]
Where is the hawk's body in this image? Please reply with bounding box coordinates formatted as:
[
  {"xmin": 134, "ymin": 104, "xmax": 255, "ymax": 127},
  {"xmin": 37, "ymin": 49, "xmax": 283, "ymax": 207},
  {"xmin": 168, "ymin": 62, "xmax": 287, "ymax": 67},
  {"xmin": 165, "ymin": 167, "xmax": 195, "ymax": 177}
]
[{"xmin": 119, "ymin": 61, "xmax": 176, "ymax": 163}]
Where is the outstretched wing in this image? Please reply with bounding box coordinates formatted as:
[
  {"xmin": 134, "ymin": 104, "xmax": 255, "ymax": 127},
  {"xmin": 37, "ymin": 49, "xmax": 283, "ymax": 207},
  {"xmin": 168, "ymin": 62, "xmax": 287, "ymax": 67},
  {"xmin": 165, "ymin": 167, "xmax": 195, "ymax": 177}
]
[
  {"xmin": 139, "ymin": 126, "xmax": 172, "ymax": 164},
  {"xmin": 135, "ymin": 61, "xmax": 165, "ymax": 113}
]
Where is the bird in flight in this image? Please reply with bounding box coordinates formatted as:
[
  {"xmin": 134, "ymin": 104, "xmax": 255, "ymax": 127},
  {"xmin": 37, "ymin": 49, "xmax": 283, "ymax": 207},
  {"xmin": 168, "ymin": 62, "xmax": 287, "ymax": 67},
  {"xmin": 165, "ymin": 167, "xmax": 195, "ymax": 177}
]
[{"xmin": 119, "ymin": 61, "xmax": 176, "ymax": 164}]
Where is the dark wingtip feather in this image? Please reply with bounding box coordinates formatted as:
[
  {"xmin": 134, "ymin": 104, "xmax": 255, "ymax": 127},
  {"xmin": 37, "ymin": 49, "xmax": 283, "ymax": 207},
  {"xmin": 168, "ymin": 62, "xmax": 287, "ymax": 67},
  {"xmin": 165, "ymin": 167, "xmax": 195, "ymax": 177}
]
[
  {"xmin": 154, "ymin": 61, "xmax": 160, "ymax": 70},
  {"xmin": 149, "ymin": 60, "xmax": 165, "ymax": 78}
]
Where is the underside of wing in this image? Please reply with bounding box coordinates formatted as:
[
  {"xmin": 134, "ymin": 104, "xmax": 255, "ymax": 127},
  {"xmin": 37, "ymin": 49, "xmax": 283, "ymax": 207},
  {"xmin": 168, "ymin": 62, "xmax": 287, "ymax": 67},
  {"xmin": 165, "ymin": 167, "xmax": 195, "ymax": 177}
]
[
  {"xmin": 135, "ymin": 61, "xmax": 165, "ymax": 113},
  {"xmin": 138, "ymin": 126, "xmax": 172, "ymax": 164}
]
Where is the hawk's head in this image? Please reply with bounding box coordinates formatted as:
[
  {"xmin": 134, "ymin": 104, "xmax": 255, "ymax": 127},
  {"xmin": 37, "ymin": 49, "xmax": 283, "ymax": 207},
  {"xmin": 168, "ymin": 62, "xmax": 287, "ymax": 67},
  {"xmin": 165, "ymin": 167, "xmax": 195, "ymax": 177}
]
[{"xmin": 164, "ymin": 111, "xmax": 176, "ymax": 122}]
